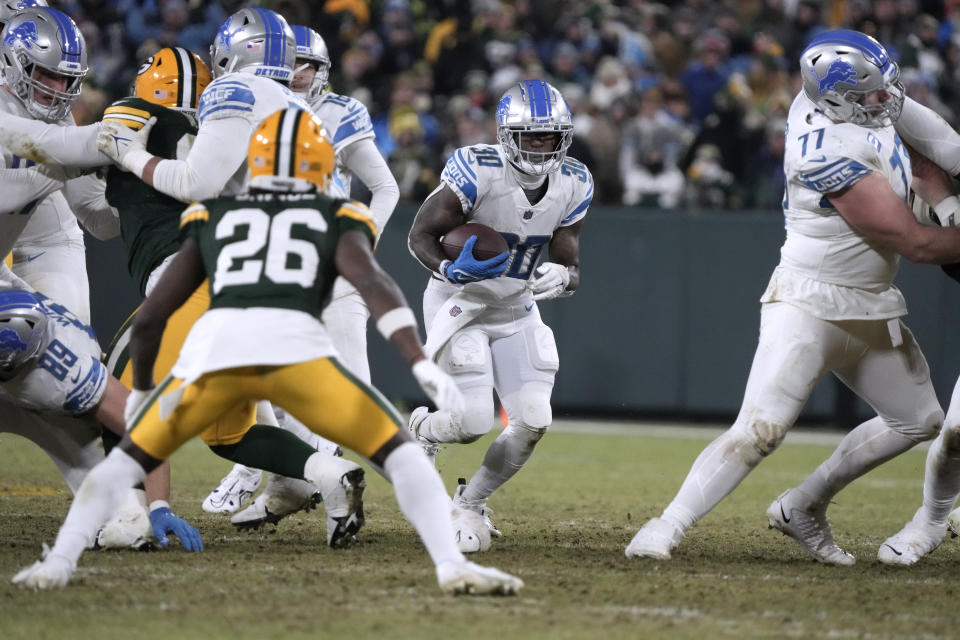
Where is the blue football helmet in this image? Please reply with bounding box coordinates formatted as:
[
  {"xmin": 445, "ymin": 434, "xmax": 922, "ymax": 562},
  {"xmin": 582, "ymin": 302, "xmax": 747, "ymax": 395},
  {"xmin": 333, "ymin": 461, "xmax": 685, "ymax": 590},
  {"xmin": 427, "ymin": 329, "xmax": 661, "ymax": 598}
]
[
  {"xmin": 0, "ymin": 6, "xmax": 87, "ymax": 122},
  {"xmin": 291, "ymin": 25, "xmax": 330, "ymax": 100},
  {"xmin": 496, "ymin": 80, "xmax": 574, "ymax": 175},
  {"xmin": 0, "ymin": 288, "xmax": 47, "ymax": 381},
  {"xmin": 800, "ymin": 29, "xmax": 904, "ymax": 128},
  {"xmin": 0, "ymin": 0, "xmax": 47, "ymax": 28},
  {"xmin": 209, "ymin": 7, "xmax": 296, "ymax": 83}
]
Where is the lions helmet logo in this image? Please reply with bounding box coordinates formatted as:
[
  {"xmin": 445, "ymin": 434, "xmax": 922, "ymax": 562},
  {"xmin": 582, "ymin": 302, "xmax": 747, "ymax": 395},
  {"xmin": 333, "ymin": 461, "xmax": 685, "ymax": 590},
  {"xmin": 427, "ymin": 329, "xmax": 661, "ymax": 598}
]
[
  {"xmin": 0, "ymin": 327, "xmax": 28, "ymax": 352},
  {"xmin": 811, "ymin": 59, "xmax": 859, "ymax": 95},
  {"xmin": 2, "ymin": 20, "xmax": 38, "ymax": 49},
  {"xmin": 496, "ymin": 94, "xmax": 512, "ymax": 125}
]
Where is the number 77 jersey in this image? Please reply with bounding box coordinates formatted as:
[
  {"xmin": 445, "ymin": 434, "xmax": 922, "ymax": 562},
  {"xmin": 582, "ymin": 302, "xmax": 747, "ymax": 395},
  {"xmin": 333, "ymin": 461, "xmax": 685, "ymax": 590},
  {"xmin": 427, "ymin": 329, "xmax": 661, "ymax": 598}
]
[{"xmin": 440, "ymin": 144, "xmax": 593, "ymax": 301}]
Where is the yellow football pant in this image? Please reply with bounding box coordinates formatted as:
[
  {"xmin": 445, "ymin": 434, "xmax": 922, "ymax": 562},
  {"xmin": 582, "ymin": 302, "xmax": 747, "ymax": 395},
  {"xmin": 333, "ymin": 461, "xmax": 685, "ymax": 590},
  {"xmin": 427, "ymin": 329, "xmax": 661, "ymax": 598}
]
[
  {"xmin": 116, "ymin": 283, "xmax": 259, "ymax": 446},
  {"xmin": 128, "ymin": 358, "xmax": 401, "ymax": 461}
]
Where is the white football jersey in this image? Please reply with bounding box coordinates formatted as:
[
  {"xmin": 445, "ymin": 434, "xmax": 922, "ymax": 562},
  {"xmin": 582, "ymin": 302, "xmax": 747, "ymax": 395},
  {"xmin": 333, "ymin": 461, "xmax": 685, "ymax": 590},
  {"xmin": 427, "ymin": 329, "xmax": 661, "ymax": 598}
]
[
  {"xmin": 309, "ymin": 91, "xmax": 375, "ymax": 198},
  {"xmin": 438, "ymin": 144, "xmax": 592, "ymax": 303},
  {"xmin": 764, "ymin": 92, "xmax": 911, "ymax": 319},
  {"xmin": 0, "ymin": 293, "xmax": 107, "ymax": 415},
  {"xmin": 196, "ymin": 72, "xmax": 313, "ymax": 196},
  {"xmin": 0, "ymin": 90, "xmax": 82, "ymax": 258}
]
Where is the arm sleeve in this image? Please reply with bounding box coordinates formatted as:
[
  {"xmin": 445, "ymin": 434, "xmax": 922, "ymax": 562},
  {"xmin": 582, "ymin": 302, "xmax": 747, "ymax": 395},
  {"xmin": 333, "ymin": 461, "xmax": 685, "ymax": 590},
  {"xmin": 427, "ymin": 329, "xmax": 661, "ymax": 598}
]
[
  {"xmin": 62, "ymin": 174, "xmax": 120, "ymax": 240},
  {"xmin": 0, "ymin": 114, "xmax": 108, "ymax": 168},
  {"xmin": 896, "ymin": 97, "xmax": 960, "ymax": 176},
  {"xmin": 0, "ymin": 166, "xmax": 65, "ymax": 214},
  {"xmin": 340, "ymin": 138, "xmax": 399, "ymax": 232},
  {"xmin": 151, "ymin": 116, "xmax": 251, "ymax": 203}
]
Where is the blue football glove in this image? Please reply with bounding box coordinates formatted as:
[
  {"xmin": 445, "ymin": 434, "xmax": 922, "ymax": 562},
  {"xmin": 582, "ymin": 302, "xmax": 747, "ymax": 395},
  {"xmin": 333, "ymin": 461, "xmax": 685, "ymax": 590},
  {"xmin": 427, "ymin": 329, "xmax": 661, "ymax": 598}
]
[
  {"xmin": 441, "ymin": 235, "xmax": 510, "ymax": 284},
  {"xmin": 149, "ymin": 506, "xmax": 203, "ymax": 552}
]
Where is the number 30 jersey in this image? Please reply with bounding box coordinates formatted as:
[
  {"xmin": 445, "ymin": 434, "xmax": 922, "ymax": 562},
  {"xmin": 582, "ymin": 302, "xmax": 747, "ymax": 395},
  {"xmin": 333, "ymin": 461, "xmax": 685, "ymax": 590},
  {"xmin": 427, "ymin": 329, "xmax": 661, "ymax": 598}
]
[
  {"xmin": 171, "ymin": 192, "xmax": 378, "ymax": 383},
  {"xmin": 438, "ymin": 144, "xmax": 593, "ymax": 305},
  {"xmin": 763, "ymin": 92, "xmax": 911, "ymax": 320}
]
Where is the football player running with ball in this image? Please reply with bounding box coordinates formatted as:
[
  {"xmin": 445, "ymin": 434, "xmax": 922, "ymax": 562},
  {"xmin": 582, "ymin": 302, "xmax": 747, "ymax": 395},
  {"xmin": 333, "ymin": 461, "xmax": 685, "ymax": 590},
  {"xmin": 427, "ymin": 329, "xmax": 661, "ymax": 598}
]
[
  {"xmin": 407, "ymin": 80, "xmax": 592, "ymax": 552},
  {"xmin": 627, "ymin": 30, "xmax": 960, "ymax": 565},
  {"xmin": 12, "ymin": 107, "xmax": 523, "ymax": 595}
]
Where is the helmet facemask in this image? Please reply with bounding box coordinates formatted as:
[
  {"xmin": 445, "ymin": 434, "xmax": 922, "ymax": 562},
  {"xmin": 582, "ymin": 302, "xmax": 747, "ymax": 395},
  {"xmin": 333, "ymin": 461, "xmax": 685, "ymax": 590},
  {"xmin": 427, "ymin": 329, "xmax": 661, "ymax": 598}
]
[{"xmin": 498, "ymin": 127, "xmax": 573, "ymax": 176}]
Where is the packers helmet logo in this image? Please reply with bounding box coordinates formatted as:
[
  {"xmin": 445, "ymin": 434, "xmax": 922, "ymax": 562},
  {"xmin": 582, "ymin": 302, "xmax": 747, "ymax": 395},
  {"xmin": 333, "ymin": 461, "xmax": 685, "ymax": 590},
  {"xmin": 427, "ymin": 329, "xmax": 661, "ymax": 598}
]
[{"xmin": 136, "ymin": 56, "xmax": 154, "ymax": 76}]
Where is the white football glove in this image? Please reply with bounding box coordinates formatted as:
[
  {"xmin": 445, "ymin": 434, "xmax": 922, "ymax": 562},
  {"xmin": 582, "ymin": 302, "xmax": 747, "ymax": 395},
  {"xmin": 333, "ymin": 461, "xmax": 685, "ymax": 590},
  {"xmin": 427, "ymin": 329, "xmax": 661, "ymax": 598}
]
[
  {"xmin": 96, "ymin": 117, "xmax": 156, "ymax": 172},
  {"xmin": 124, "ymin": 388, "xmax": 153, "ymax": 428},
  {"xmin": 412, "ymin": 359, "xmax": 464, "ymax": 414},
  {"xmin": 529, "ymin": 262, "xmax": 571, "ymax": 301}
]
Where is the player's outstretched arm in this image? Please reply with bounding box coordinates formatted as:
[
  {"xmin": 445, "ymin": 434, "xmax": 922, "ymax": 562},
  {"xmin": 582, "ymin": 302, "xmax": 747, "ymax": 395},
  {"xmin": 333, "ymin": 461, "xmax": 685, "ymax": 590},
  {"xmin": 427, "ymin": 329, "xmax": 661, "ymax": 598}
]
[
  {"xmin": 831, "ymin": 173, "xmax": 960, "ymax": 263},
  {"xmin": 0, "ymin": 113, "xmax": 108, "ymax": 168},
  {"xmin": 896, "ymin": 97, "xmax": 960, "ymax": 178}
]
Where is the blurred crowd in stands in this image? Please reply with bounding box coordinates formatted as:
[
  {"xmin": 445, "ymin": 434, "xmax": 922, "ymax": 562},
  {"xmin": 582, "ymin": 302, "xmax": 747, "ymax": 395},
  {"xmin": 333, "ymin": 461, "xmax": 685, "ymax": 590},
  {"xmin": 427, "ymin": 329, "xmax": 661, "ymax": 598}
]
[{"xmin": 58, "ymin": 0, "xmax": 959, "ymax": 209}]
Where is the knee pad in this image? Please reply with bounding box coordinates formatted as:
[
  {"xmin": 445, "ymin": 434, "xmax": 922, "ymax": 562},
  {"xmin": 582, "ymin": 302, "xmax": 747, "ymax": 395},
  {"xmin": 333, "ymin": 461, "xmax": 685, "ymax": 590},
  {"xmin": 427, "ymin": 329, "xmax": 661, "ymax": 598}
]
[
  {"xmin": 501, "ymin": 385, "xmax": 552, "ymax": 433},
  {"xmin": 439, "ymin": 330, "xmax": 489, "ymax": 375},
  {"xmin": 732, "ymin": 411, "xmax": 790, "ymax": 459},
  {"xmin": 890, "ymin": 405, "xmax": 944, "ymax": 443},
  {"xmin": 455, "ymin": 392, "xmax": 497, "ymax": 441},
  {"xmin": 523, "ymin": 325, "xmax": 559, "ymax": 374}
]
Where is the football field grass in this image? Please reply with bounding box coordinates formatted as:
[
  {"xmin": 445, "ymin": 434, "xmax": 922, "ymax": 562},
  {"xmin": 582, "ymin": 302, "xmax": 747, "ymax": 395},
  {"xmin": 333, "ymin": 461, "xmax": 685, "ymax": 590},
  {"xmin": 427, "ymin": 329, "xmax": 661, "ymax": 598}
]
[{"xmin": 2, "ymin": 419, "xmax": 959, "ymax": 639}]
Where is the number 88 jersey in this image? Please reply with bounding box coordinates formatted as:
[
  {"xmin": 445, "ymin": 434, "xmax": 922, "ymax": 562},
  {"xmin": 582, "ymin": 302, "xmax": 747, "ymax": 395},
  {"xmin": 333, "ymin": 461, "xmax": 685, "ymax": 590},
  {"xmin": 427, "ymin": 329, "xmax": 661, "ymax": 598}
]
[{"xmin": 439, "ymin": 144, "xmax": 593, "ymax": 302}]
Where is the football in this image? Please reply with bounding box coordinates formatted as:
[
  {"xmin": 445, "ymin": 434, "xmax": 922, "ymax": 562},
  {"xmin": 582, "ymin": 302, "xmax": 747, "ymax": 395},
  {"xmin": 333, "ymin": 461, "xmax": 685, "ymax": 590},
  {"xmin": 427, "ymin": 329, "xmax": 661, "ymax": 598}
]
[{"xmin": 440, "ymin": 222, "xmax": 509, "ymax": 261}]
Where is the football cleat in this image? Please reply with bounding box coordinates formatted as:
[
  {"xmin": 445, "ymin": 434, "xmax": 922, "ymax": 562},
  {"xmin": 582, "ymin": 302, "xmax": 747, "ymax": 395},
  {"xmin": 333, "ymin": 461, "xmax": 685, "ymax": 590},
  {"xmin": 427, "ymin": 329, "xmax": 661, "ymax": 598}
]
[
  {"xmin": 453, "ymin": 479, "xmax": 501, "ymax": 538},
  {"xmin": 436, "ymin": 560, "xmax": 523, "ymax": 596},
  {"xmin": 625, "ymin": 517, "xmax": 684, "ymax": 560},
  {"xmin": 95, "ymin": 488, "xmax": 154, "ymax": 550},
  {"xmin": 878, "ymin": 507, "xmax": 947, "ymax": 566},
  {"xmin": 12, "ymin": 545, "xmax": 74, "ymax": 590},
  {"xmin": 316, "ymin": 458, "xmax": 366, "ymax": 548},
  {"xmin": 230, "ymin": 473, "xmax": 321, "ymax": 531},
  {"xmin": 948, "ymin": 507, "xmax": 960, "ymax": 538},
  {"xmin": 408, "ymin": 406, "xmax": 440, "ymax": 463},
  {"xmin": 202, "ymin": 465, "xmax": 263, "ymax": 514},
  {"xmin": 766, "ymin": 489, "xmax": 855, "ymax": 566}
]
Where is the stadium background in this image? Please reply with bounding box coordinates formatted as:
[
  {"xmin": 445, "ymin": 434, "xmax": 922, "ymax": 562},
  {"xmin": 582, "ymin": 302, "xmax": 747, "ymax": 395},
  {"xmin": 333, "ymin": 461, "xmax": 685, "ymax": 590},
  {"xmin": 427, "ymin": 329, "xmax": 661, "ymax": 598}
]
[{"xmin": 58, "ymin": 0, "xmax": 960, "ymax": 423}]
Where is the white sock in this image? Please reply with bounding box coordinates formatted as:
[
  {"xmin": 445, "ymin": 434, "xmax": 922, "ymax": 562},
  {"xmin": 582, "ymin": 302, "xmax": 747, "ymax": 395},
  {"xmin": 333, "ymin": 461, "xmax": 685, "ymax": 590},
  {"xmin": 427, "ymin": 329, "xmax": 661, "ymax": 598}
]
[
  {"xmin": 51, "ymin": 448, "xmax": 146, "ymax": 566},
  {"xmin": 383, "ymin": 443, "xmax": 464, "ymax": 567},
  {"xmin": 278, "ymin": 410, "xmax": 340, "ymax": 455},
  {"xmin": 461, "ymin": 424, "xmax": 543, "ymax": 504},
  {"xmin": 796, "ymin": 416, "xmax": 918, "ymax": 504},
  {"xmin": 662, "ymin": 429, "xmax": 760, "ymax": 531},
  {"xmin": 920, "ymin": 428, "xmax": 960, "ymax": 524}
]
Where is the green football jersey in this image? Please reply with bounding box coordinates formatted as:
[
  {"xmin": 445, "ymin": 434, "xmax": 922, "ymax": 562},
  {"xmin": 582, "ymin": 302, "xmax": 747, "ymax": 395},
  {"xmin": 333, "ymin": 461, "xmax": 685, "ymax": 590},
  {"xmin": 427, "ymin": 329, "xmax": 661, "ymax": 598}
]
[
  {"xmin": 103, "ymin": 97, "xmax": 197, "ymax": 295},
  {"xmin": 179, "ymin": 192, "xmax": 378, "ymax": 316}
]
